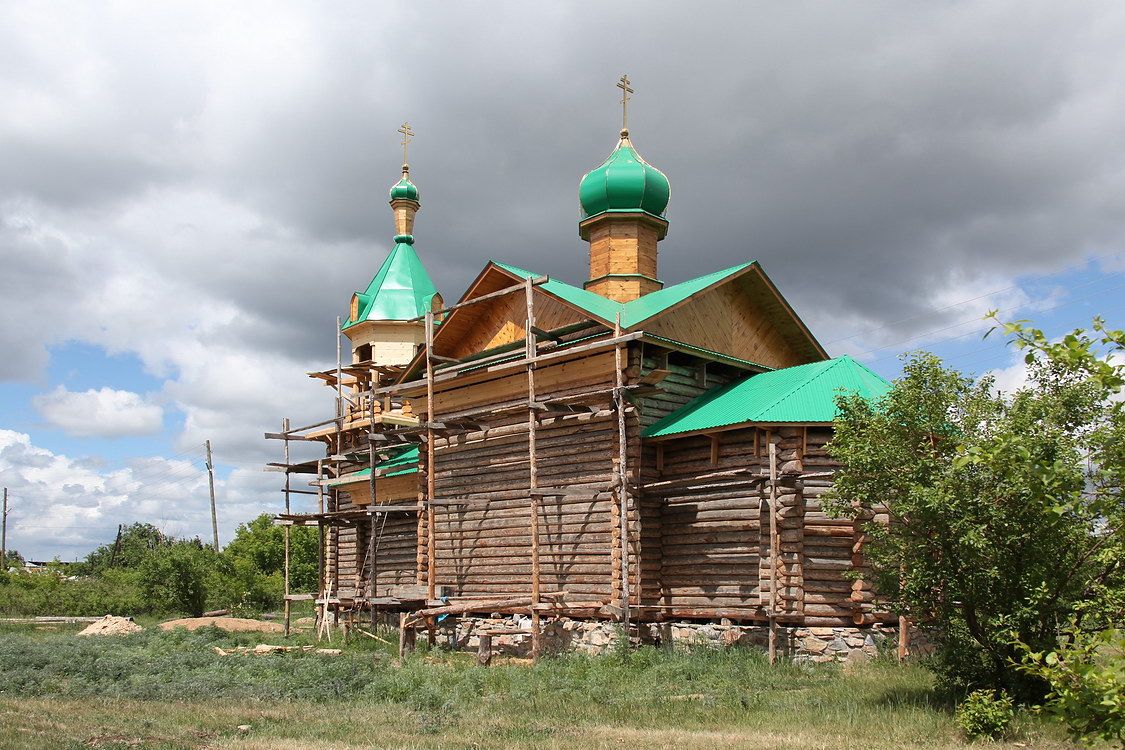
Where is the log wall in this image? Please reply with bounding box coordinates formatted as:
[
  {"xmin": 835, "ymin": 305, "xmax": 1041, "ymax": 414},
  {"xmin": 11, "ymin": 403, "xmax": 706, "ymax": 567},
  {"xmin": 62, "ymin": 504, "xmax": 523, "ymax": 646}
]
[{"xmin": 641, "ymin": 425, "xmax": 879, "ymax": 626}]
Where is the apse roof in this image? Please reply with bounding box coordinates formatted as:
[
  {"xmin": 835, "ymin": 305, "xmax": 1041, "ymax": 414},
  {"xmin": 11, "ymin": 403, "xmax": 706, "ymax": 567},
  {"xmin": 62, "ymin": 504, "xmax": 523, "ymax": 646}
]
[{"xmin": 643, "ymin": 355, "xmax": 891, "ymax": 439}]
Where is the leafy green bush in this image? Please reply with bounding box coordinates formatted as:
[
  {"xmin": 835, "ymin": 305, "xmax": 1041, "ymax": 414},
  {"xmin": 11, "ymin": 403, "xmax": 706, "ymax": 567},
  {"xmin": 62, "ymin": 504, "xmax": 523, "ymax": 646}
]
[
  {"xmin": 955, "ymin": 689, "xmax": 1015, "ymax": 740},
  {"xmin": 138, "ymin": 541, "xmax": 216, "ymax": 617},
  {"xmin": 1020, "ymin": 628, "xmax": 1125, "ymax": 745},
  {"xmin": 224, "ymin": 513, "xmax": 319, "ymax": 593},
  {"xmin": 0, "ymin": 567, "xmax": 146, "ymax": 617}
]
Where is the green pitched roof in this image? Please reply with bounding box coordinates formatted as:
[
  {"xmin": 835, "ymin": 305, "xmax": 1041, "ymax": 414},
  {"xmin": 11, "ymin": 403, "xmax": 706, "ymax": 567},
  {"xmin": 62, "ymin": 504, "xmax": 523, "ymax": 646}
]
[
  {"xmin": 491, "ymin": 261, "xmax": 752, "ymax": 329},
  {"xmin": 323, "ymin": 446, "xmax": 420, "ymax": 487},
  {"xmin": 643, "ymin": 356, "xmax": 891, "ymax": 438},
  {"xmin": 342, "ymin": 236, "xmax": 439, "ymax": 329}
]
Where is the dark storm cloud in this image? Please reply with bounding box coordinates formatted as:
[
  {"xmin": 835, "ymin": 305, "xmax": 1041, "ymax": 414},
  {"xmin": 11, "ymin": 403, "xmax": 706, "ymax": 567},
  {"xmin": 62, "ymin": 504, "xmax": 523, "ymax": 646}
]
[{"xmin": 3, "ymin": 0, "xmax": 1125, "ymax": 370}]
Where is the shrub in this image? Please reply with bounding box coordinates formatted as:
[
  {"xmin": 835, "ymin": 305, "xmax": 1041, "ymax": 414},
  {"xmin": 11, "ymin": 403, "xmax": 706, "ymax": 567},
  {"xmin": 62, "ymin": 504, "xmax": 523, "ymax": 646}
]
[
  {"xmin": 1020, "ymin": 628, "xmax": 1125, "ymax": 745},
  {"xmin": 138, "ymin": 540, "xmax": 216, "ymax": 617},
  {"xmin": 955, "ymin": 689, "xmax": 1015, "ymax": 740}
]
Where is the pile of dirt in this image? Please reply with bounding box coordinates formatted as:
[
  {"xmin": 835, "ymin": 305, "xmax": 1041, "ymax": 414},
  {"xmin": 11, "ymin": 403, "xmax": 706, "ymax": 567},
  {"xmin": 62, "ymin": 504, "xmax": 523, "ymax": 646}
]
[
  {"xmin": 159, "ymin": 616, "xmax": 284, "ymax": 633},
  {"xmin": 77, "ymin": 615, "xmax": 143, "ymax": 637}
]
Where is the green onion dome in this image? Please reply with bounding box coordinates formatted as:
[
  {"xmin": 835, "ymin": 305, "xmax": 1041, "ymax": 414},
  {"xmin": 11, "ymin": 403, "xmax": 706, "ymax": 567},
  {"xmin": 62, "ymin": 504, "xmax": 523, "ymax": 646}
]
[
  {"xmin": 578, "ymin": 129, "xmax": 670, "ymax": 219},
  {"xmin": 389, "ymin": 166, "xmax": 420, "ymax": 204}
]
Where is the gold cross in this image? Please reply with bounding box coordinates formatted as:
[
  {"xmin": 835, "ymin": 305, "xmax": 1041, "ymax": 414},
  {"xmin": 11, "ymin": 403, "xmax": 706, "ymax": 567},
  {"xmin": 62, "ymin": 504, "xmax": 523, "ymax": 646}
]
[
  {"xmin": 617, "ymin": 74, "xmax": 634, "ymax": 131},
  {"xmin": 397, "ymin": 122, "xmax": 414, "ymax": 165}
]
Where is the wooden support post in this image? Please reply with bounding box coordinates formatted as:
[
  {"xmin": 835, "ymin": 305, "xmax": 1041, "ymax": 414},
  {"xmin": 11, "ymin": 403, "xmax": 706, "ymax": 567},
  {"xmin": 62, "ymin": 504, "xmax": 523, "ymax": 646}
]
[
  {"xmin": 898, "ymin": 614, "xmax": 909, "ymax": 662},
  {"xmin": 424, "ymin": 310, "xmax": 437, "ymax": 646},
  {"xmin": 477, "ymin": 632, "xmax": 493, "ymax": 666},
  {"xmin": 398, "ymin": 612, "xmax": 416, "ymax": 658},
  {"xmin": 283, "ymin": 418, "xmax": 291, "ymax": 638},
  {"xmin": 768, "ymin": 440, "xmax": 779, "ymax": 665},
  {"xmin": 525, "ymin": 277, "xmax": 542, "ymax": 660},
  {"xmin": 329, "ymin": 316, "xmax": 344, "ymax": 636},
  {"xmin": 614, "ymin": 313, "xmax": 631, "ymax": 633},
  {"xmin": 315, "ymin": 459, "xmax": 325, "ymax": 637},
  {"xmin": 367, "ymin": 393, "xmax": 379, "ymax": 629}
]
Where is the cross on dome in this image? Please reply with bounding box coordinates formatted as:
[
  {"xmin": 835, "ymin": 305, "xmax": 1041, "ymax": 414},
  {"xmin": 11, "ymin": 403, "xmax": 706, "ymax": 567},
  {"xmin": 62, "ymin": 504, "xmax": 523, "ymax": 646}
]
[{"xmin": 617, "ymin": 74, "xmax": 633, "ymax": 134}]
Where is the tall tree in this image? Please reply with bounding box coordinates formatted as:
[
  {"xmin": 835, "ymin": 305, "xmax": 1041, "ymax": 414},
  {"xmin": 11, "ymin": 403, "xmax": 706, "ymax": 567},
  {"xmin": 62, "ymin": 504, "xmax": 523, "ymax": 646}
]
[{"xmin": 825, "ymin": 319, "xmax": 1124, "ymax": 697}]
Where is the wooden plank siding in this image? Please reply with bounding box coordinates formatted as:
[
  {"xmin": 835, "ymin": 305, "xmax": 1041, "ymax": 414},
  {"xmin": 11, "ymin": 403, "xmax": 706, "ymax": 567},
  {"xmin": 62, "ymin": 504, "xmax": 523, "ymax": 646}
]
[{"xmin": 644, "ymin": 277, "xmax": 816, "ymax": 370}]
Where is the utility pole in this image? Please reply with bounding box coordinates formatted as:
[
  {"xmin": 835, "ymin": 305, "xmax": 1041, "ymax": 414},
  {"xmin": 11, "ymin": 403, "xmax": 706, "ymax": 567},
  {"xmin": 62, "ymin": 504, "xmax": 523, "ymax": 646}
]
[
  {"xmin": 108, "ymin": 523, "xmax": 124, "ymax": 567},
  {"xmin": 205, "ymin": 440, "xmax": 219, "ymax": 551},
  {"xmin": 2, "ymin": 488, "xmax": 8, "ymax": 570}
]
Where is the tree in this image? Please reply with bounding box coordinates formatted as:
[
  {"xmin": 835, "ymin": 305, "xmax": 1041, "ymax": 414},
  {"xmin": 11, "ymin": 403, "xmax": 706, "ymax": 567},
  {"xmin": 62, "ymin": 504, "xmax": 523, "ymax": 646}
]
[
  {"xmin": 138, "ymin": 539, "xmax": 217, "ymax": 616},
  {"xmin": 825, "ymin": 319, "xmax": 1125, "ymax": 698},
  {"xmin": 223, "ymin": 513, "xmax": 319, "ymax": 593},
  {"xmin": 80, "ymin": 523, "xmax": 172, "ymax": 574},
  {"xmin": 2, "ymin": 549, "xmax": 25, "ymax": 569}
]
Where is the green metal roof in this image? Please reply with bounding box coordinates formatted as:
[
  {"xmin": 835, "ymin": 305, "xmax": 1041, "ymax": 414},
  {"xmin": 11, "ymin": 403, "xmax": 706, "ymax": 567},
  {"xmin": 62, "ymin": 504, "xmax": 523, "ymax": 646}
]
[
  {"xmin": 491, "ymin": 261, "xmax": 752, "ymax": 329},
  {"xmin": 342, "ymin": 236, "xmax": 439, "ymax": 329},
  {"xmin": 324, "ymin": 446, "xmax": 420, "ymax": 487},
  {"xmin": 389, "ymin": 172, "xmax": 420, "ymax": 203},
  {"xmin": 643, "ymin": 356, "xmax": 891, "ymax": 438},
  {"xmin": 579, "ymin": 135, "xmax": 670, "ymax": 219}
]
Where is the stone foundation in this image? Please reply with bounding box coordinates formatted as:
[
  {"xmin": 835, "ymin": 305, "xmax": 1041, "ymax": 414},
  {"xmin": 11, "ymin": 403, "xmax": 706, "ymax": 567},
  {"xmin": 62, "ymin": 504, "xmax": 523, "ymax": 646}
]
[{"xmin": 424, "ymin": 616, "xmax": 928, "ymax": 663}]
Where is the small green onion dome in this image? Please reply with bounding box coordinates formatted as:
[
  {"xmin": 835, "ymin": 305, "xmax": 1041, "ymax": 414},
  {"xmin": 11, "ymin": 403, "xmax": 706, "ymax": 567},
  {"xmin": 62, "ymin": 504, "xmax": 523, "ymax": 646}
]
[
  {"xmin": 389, "ymin": 166, "xmax": 420, "ymax": 204},
  {"xmin": 579, "ymin": 130, "xmax": 670, "ymax": 219}
]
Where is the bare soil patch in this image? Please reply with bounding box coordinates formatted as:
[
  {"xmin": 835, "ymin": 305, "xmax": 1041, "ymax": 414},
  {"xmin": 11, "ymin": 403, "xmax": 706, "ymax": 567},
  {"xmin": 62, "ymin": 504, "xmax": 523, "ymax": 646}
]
[{"xmin": 158, "ymin": 616, "xmax": 284, "ymax": 633}]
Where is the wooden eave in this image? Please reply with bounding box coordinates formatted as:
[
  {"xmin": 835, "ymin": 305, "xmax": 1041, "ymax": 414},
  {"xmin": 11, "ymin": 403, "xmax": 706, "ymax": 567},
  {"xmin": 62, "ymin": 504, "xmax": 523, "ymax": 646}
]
[{"xmin": 643, "ymin": 420, "xmax": 832, "ymax": 443}]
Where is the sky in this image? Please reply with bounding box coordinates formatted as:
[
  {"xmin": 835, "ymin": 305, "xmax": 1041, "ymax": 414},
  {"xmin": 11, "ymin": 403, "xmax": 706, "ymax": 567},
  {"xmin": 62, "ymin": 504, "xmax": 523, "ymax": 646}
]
[{"xmin": 2, "ymin": 1, "xmax": 1124, "ymax": 560}]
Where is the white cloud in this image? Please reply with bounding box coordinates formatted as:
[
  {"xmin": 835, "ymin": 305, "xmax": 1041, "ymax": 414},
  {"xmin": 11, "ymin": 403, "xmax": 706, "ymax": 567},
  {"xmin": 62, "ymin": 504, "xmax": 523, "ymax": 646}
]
[
  {"xmin": 0, "ymin": 429, "xmax": 281, "ymax": 560},
  {"xmin": 985, "ymin": 354, "xmax": 1032, "ymax": 396},
  {"xmin": 33, "ymin": 385, "xmax": 163, "ymax": 437}
]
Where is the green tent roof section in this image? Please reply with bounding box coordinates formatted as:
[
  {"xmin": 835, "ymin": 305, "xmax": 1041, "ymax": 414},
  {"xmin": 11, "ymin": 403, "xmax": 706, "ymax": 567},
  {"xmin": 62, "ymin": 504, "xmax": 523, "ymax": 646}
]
[
  {"xmin": 490, "ymin": 260, "xmax": 753, "ymax": 329},
  {"xmin": 643, "ymin": 355, "xmax": 891, "ymax": 439},
  {"xmin": 342, "ymin": 237, "xmax": 439, "ymax": 329},
  {"xmin": 323, "ymin": 446, "xmax": 420, "ymax": 487}
]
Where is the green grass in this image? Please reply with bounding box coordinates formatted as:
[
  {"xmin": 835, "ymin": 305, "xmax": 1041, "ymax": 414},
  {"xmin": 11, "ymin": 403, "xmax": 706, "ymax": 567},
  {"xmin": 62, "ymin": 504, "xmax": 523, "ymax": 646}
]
[{"xmin": 0, "ymin": 622, "xmax": 1077, "ymax": 749}]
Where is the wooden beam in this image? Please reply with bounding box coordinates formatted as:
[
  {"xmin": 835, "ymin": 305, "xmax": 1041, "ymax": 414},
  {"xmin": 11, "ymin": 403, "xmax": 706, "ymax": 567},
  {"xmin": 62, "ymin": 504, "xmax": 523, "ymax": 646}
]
[
  {"xmin": 525, "ymin": 276, "xmax": 542, "ymax": 661},
  {"xmin": 530, "ymin": 325, "xmax": 563, "ymax": 342},
  {"xmin": 768, "ymin": 440, "xmax": 779, "ymax": 665},
  {"xmin": 375, "ymin": 331, "xmax": 645, "ymax": 397},
  {"xmin": 407, "ymin": 276, "xmax": 549, "ymax": 321}
]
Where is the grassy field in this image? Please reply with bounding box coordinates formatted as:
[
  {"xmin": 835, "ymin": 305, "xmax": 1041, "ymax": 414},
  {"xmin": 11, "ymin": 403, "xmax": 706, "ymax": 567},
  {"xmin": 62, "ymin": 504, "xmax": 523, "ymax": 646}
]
[{"xmin": 0, "ymin": 621, "xmax": 1075, "ymax": 749}]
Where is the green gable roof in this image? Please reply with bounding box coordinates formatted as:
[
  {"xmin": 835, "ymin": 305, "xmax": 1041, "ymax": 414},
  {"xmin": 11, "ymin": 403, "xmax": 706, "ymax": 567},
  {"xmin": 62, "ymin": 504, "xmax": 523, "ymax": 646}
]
[
  {"xmin": 323, "ymin": 446, "xmax": 420, "ymax": 487},
  {"xmin": 491, "ymin": 261, "xmax": 752, "ymax": 329},
  {"xmin": 643, "ymin": 356, "xmax": 891, "ymax": 439},
  {"xmin": 342, "ymin": 236, "xmax": 439, "ymax": 329}
]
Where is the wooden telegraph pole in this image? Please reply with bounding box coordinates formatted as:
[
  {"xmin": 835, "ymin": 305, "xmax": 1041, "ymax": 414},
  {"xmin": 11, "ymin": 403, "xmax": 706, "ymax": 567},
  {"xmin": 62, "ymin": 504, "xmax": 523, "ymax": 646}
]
[
  {"xmin": 2, "ymin": 488, "xmax": 8, "ymax": 569},
  {"xmin": 205, "ymin": 440, "xmax": 219, "ymax": 551}
]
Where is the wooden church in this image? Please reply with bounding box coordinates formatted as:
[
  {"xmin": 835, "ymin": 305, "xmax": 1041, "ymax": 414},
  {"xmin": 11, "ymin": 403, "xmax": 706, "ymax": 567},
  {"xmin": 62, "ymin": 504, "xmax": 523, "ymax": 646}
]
[{"xmin": 270, "ymin": 82, "xmax": 892, "ymax": 656}]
